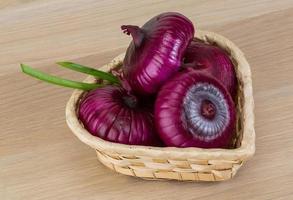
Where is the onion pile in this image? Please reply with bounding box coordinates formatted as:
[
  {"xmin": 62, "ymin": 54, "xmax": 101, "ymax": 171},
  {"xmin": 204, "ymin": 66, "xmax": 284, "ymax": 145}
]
[{"xmin": 21, "ymin": 12, "xmax": 237, "ymax": 149}]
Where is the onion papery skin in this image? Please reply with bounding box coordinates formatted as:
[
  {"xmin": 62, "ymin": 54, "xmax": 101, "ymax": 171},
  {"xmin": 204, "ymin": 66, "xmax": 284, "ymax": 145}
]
[
  {"xmin": 183, "ymin": 38, "xmax": 237, "ymax": 98},
  {"xmin": 122, "ymin": 12, "xmax": 195, "ymax": 95},
  {"xmin": 79, "ymin": 85, "xmax": 160, "ymax": 146},
  {"xmin": 155, "ymin": 70, "xmax": 236, "ymax": 148}
]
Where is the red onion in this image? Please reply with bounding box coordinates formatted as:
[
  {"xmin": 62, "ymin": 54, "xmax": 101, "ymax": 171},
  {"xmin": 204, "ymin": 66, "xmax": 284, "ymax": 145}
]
[
  {"xmin": 21, "ymin": 63, "xmax": 160, "ymax": 146},
  {"xmin": 122, "ymin": 12, "xmax": 195, "ymax": 95},
  {"xmin": 155, "ymin": 69, "xmax": 236, "ymax": 148},
  {"xmin": 183, "ymin": 38, "xmax": 237, "ymax": 98},
  {"xmin": 79, "ymin": 85, "xmax": 160, "ymax": 146}
]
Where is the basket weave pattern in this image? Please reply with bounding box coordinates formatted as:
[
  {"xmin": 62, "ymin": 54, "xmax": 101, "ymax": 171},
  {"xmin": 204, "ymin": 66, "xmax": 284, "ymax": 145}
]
[
  {"xmin": 66, "ymin": 30, "xmax": 255, "ymax": 182},
  {"xmin": 96, "ymin": 151, "xmax": 243, "ymax": 181}
]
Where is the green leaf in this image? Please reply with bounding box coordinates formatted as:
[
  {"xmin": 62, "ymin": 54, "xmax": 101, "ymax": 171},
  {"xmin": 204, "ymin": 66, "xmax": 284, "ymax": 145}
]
[
  {"xmin": 56, "ymin": 61, "xmax": 120, "ymax": 84},
  {"xmin": 21, "ymin": 64, "xmax": 102, "ymax": 91}
]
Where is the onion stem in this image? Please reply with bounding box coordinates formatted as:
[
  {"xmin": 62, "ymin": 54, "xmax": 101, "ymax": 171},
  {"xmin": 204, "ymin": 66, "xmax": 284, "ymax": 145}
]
[
  {"xmin": 21, "ymin": 64, "xmax": 102, "ymax": 91},
  {"xmin": 56, "ymin": 61, "xmax": 120, "ymax": 84}
]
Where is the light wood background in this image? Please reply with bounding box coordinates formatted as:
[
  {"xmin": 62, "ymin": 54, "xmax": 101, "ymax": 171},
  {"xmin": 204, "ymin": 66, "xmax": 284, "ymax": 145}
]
[{"xmin": 1, "ymin": 0, "xmax": 293, "ymax": 199}]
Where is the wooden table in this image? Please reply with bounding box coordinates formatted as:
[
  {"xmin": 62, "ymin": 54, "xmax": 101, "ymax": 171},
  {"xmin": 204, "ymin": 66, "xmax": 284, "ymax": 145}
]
[{"xmin": 1, "ymin": 1, "xmax": 293, "ymax": 199}]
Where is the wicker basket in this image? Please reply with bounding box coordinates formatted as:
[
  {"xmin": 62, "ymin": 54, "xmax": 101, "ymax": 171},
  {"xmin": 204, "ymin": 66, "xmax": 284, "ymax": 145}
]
[{"xmin": 66, "ymin": 30, "xmax": 255, "ymax": 182}]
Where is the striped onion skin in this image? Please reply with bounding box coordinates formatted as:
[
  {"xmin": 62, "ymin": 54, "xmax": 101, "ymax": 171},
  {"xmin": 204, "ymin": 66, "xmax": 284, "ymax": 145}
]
[
  {"xmin": 122, "ymin": 12, "xmax": 195, "ymax": 95},
  {"xmin": 79, "ymin": 85, "xmax": 160, "ymax": 146},
  {"xmin": 155, "ymin": 70, "xmax": 236, "ymax": 148},
  {"xmin": 183, "ymin": 38, "xmax": 237, "ymax": 98}
]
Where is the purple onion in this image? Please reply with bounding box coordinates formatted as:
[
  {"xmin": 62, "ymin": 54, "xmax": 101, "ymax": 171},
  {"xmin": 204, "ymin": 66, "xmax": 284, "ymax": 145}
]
[
  {"xmin": 121, "ymin": 12, "xmax": 195, "ymax": 95},
  {"xmin": 183, "ymin": 38, "xmax": 237, "ymax": 98},
  {"xmin": 155, "ymin": 69, "xmax": 236, "ymax": 148},
  {"xmin": 79, "ymin": 85, "xmax": 160, "ymax": 146}
]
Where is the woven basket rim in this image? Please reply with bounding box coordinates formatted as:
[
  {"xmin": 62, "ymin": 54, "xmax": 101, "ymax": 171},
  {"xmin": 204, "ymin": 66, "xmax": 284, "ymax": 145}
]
[{"xmin": 66, "ymin": 30, "xmax": 255, "ymax": 161}]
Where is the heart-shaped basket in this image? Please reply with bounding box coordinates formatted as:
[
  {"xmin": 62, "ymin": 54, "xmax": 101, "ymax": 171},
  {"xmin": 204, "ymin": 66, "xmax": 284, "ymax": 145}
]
[{"xmin": 66, "ymin": 30, "xmax": 255, "ymax": 182}]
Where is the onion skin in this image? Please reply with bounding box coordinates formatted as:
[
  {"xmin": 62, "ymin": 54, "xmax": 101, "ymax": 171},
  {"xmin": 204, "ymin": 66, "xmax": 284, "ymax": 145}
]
[
  {"xmin": 183, "ymin": 38, "xmax": 237, "ymax": 98},
  {"xmin": 79, "ymin": 85, "xmax": 160, "ymax": 146},
  {"xmin": 155, "ymin": 70, "xmax": 236, "ymax": 148},
  {"xmin": 122, "ymin": 12, "xmax": 195, "ymax": 95}
]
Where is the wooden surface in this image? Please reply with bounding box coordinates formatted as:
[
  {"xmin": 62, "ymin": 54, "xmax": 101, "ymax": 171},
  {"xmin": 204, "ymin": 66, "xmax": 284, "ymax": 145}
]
[{"xmin": 1, "ymin": 0, "xmax": 293, "ymax": 199}]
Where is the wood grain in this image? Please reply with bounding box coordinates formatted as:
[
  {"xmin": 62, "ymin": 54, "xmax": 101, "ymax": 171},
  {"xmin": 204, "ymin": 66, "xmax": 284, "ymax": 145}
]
[{"xmin": 1, "ymin": 0, "xmax": 293, "ymax": 199}]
